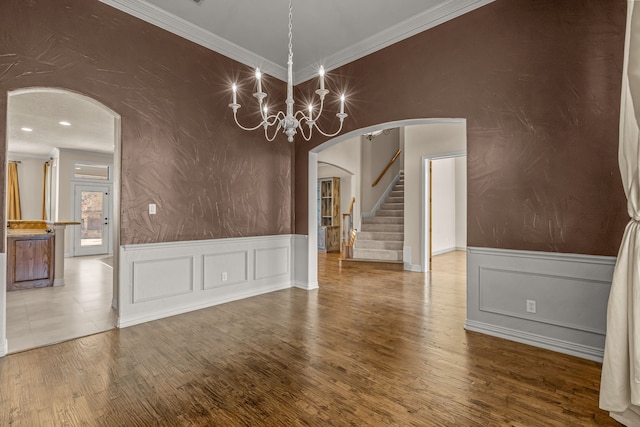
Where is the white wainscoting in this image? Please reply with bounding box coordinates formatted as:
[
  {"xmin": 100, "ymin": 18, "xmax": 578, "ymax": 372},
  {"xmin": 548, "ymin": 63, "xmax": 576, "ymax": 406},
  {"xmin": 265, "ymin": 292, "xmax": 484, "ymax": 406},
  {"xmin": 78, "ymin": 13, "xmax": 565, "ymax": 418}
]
[
  {"xmin": 118, "ymin": 235, "xmax": 297, "ymax": 328},
  {"xmin": 465, "ymin": 247, "xmax": 616, "ymax": 362},
  {"xmin": 0, "ymin": 253, "xmax": 6, "ymax": 357},
  {"xmin": 293, "ymin": 234, "xmax": 315, "ymax": 290}
]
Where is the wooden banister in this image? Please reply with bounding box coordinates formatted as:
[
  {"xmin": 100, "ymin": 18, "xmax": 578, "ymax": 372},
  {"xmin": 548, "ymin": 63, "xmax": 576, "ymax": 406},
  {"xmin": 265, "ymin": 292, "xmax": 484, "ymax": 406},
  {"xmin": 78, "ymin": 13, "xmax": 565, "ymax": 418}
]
[{"xmin": 372, "ymin": 149, "xmax": 401, "ymax": 187}]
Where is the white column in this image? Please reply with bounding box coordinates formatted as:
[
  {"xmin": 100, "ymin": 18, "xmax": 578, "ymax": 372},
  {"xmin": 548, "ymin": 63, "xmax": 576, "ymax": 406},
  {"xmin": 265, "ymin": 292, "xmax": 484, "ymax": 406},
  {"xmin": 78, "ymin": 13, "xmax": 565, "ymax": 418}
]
[{"xmin": 53, "ymin": 224, "xmax": 66, "ymax": 286}]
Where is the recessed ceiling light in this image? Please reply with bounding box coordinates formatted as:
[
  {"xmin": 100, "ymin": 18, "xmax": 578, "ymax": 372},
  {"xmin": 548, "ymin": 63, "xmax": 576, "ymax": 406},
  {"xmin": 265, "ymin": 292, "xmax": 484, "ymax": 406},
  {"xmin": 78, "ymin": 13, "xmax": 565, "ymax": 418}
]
[
  {"xmin": 59, "ymin": 121, "xmax": 71, "ymax": 126},
  {"xmin": 21, "ymin": 127, "xmax": 33, "ymax": 132}
]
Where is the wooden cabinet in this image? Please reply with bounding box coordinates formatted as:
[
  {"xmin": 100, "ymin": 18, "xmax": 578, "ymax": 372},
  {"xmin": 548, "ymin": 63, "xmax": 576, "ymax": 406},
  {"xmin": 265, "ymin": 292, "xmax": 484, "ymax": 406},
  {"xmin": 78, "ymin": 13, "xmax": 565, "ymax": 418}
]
[
  {"xmin": 318, "ymin": 177, "xmax": 340, "ymax": 252},
  {"xmin": 7, "ymin": 233, "xmax": 55, "ymax": 291}
]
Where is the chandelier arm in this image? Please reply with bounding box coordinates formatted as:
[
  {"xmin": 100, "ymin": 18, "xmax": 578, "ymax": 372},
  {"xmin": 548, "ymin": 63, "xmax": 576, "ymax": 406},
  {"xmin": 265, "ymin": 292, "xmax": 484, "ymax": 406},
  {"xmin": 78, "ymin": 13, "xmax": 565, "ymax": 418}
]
[
  {"xmin": 313, "ymin": 116, "xmax": 348, "ymax": 138},
  {"xmin": 314, "ymin": 97, "xmax": 326, "ymax": 120},
  {"xmin": 264, "ymin": 121, "xmax": 283, "ymax": 142},
  {"xmin": 294, "ymin": 110, "xmax": 311, "ymax": 122},
  {"xmin": 297, "ymin": 122, "xmax": 313, "ymax": 141},
  {"xmin": 233, "ymin": 111, "xmax": 266, "ymax": 132},
  {"xmin": 264, "ymin": 112, "xmax": 284, "ymax": 127}
]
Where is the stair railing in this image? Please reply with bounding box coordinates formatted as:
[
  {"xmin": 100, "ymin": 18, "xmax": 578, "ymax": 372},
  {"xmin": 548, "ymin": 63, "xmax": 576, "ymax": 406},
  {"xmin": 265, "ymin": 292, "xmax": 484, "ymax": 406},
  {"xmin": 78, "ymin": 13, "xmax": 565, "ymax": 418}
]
[
  {"xmin": 341, "ymin": 197, "xmax": 356, "ymax": 259},
  {"xmin": 372, "ymin": 149, "xmax": 401, "ymax": 187}
]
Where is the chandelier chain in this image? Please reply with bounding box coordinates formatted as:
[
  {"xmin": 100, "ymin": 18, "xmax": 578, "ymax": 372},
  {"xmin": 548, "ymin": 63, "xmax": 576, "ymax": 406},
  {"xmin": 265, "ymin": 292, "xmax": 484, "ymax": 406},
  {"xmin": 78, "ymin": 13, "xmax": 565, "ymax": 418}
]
[{"xmin": 288, "ymin": 0, "xmax": 293, "ymax": 63}]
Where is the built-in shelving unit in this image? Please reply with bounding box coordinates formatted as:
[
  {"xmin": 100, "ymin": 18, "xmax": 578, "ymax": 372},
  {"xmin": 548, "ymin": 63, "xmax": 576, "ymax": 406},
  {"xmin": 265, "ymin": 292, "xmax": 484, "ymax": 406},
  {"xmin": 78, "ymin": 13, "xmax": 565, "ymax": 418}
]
[{"xmin": 318, "ymin": 177, "xmax": 340, "ymax": 252}]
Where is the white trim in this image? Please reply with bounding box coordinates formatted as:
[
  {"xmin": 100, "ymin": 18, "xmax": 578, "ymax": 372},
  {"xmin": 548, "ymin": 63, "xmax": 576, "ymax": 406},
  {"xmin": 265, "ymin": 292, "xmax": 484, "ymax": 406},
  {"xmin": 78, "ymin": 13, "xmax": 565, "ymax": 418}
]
[
  {"xmin": 99, "ymin": 0, "xmax": 287, "ymax": 81},
  {"xmin": 467, "ymin": 246, "xmax": 617, "ymax": 265},
  {"xmin": 98, "ymin": 0, "xmax": 494, "ymax": 84},
  {"xmin": 118, "ymin": 282, "xmax": 291, "ymax": 328},
  {"xmin": 404, "ymin": 263, "xmax": 422, "ymax": 272},
  {"xmin": 296, "ymin": 0, "xmax": 495, "ymax": 83},
  {"xmin": 0, "ymin": 339, "xmax": 6, "ymax": 357},
  {"xmin": 122, "ymin": 234, "xmax": 290, "ymax": 251},
  {"xmin": 464, "ymin": 320, "xmax": 604, "ymax": 362},
  {"xmin": 421, "ymin": 151, "xmax": 467, "ymax": 272}
]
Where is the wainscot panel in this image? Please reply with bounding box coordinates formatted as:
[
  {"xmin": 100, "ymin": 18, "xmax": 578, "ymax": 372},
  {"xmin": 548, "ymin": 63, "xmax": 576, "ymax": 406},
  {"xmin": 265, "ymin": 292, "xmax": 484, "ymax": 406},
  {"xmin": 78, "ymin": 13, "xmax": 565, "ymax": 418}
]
[
  {"xmin": 133, "ymin": 257, "xmax": 194, "ymax": 303},
  {"xmin": 203, "ymin": 251, "xmax": 248, "ymax": 289},
  {"xmin": 255, "ymin": 246, "xmax": 289, "ymax": 280},
  {"xmin": 118, "ymin": 235, "xmax": 296, "ymax": 328},
  {"xmin": 465, "ymin": 247, "xmax": 615, "ymax": 362}
]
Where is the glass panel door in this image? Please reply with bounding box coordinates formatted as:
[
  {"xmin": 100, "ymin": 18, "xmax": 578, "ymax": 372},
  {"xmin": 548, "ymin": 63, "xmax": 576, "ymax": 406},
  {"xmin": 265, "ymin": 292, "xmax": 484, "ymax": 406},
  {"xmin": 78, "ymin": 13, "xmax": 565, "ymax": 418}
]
[{"xmin": 74, "ymin": 184, "xmax": 111, "ymax": 256}]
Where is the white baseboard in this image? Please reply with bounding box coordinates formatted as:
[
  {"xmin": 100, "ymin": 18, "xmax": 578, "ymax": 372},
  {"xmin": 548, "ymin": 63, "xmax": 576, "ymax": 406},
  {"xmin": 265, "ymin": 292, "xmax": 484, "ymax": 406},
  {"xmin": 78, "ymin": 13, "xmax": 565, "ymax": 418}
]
[
  {"xmin": 294, "ymin": 281, "xmax": 318, "ymax": 290},
  {"xmin": 404, "ymin": 263, "xmax": 422, "ymax": 272},
  {"xmin": 465, "ymin": 319, "xmax": 604, "ymax": 362},
  {"xmin": 0, "ymin": 338, "xmax": 7, "ymax": 357},
  {"xmin": 118, "ymin": 281, "xmax": 291, "ymax": 328},
  {"xmin": 432, "ymin": 247, "xmax": 456, "ymax": 256}
]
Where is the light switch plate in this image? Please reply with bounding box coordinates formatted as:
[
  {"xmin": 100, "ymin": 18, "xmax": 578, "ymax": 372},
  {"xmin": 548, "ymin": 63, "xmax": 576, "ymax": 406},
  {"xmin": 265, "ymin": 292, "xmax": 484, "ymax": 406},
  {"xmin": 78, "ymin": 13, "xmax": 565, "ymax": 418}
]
[{"xmin": 149, "ymin": 203, "xmax": 157, "ymax": 215}]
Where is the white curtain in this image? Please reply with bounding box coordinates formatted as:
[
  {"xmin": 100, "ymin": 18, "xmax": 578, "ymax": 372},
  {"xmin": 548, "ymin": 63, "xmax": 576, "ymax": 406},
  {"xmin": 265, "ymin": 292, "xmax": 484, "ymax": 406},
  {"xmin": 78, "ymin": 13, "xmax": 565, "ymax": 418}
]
[{"xmin": 600, "ymin": 2, "xmax": 640, "ymax": 425}]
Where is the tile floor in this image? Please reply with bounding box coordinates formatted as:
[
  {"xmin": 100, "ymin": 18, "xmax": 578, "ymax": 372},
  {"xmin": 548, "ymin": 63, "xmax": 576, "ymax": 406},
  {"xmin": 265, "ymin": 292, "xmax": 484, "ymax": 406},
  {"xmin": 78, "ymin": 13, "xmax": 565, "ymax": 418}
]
[{"xmin": 6, "ymin": 255, "xmax": 116, "ymax": 353}]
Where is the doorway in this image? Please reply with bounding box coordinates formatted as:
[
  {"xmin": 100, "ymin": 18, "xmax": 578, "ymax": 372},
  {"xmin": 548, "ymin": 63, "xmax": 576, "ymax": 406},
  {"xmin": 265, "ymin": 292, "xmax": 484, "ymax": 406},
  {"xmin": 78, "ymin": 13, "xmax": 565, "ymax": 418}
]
[
  {"xmin": 423, "ymin": 155, "xmax": 467, "ymax": 272},
  {"xmin": 74, "ymin": 183, "xmax": 112, "ymax": 256},
  {"xmin": 2, "ymin": 88, "xmax": 121, "ymax": 355}
]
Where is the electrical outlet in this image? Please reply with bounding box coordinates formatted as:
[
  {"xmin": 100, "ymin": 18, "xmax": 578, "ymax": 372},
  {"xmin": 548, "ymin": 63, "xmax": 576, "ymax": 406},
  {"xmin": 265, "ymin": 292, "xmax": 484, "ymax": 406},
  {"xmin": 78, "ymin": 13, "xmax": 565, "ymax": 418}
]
[
  {"xmin": 526, "ymin": 299, "xmax": 537, "ymax": 314},
  {"xmin": 221, "ymin": 272, "xmax": 228, "ymax": 282}
]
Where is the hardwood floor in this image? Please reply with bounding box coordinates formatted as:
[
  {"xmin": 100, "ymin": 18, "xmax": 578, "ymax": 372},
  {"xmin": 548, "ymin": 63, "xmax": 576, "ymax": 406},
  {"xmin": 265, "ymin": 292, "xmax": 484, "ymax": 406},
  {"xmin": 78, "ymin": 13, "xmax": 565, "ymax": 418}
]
[{"xmin": 0, "ymin": 251, "xmax": 618, "ymax": 426}]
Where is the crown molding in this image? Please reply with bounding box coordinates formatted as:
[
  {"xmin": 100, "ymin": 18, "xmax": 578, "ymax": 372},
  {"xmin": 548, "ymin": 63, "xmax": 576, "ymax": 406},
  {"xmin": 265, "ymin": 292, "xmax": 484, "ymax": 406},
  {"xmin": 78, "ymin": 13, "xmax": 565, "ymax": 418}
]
[
  {"xmin": 100, "ymin": 0, "xmax": 494, "ymax": 84},
  {"xmin": 294, "ymin": 0, "xmax": 495, "ymax": 83},
  {"xmin": 99, "ymin": 0, "xmax": 288, "ymax": 80}
]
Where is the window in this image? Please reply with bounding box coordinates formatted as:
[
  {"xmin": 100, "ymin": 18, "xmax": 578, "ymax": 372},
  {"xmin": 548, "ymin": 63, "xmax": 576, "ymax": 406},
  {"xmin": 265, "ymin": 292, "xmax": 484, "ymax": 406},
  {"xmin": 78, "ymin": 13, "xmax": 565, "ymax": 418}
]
[{"xmin": 74, "ymin": 163, "xmax": 110, "ymax": 181}]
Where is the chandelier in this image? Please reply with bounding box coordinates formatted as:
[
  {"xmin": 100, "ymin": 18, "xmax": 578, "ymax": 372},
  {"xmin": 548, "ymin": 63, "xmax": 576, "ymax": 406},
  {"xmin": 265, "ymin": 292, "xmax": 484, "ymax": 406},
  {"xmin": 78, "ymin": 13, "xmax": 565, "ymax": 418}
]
[{"xmin": 228, "ymin": 0, "xmax": 348, "ymax": 142}]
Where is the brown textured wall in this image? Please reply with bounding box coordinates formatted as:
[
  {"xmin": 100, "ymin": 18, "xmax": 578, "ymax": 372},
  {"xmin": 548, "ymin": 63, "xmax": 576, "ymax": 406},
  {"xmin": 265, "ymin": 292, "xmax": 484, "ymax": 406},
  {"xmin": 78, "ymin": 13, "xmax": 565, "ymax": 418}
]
[
  {"xmin": 0, "ymin": 0, "xmax": 293, "ymax": 250},
  {"xmin": 295, "ymin": 0, "xmax": 628, "ymax": 256}
]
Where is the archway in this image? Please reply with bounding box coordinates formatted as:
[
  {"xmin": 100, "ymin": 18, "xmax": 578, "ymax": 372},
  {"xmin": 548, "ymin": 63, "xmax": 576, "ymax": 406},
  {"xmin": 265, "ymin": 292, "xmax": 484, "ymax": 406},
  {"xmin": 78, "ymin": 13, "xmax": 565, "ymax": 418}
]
[
  {"xmin": 1, "ymin": 87, "xmax": 122, "ymax": 355},
  {"xmin": 306, "ymin": 118, "xmax": 466, "ymax": 288}
]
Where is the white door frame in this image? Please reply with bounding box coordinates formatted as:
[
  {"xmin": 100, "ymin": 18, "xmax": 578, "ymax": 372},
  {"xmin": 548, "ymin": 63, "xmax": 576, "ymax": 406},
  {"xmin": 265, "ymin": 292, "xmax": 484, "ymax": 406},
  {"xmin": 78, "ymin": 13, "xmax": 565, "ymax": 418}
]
[
  {"xmin": 421, "ymin": 152, "xmax": 466, "ymax": 272},
  {"xmin": 72, "ymin": 182, "xmax": 112, "ymax": 256}
]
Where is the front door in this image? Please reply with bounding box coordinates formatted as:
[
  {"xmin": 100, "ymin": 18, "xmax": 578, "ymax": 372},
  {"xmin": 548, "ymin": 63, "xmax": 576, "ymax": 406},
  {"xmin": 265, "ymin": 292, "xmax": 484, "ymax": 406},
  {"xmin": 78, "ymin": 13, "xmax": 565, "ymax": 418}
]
[{"xmin": 74, "ymin": 184, "xmax": 111, "ymax": 256}]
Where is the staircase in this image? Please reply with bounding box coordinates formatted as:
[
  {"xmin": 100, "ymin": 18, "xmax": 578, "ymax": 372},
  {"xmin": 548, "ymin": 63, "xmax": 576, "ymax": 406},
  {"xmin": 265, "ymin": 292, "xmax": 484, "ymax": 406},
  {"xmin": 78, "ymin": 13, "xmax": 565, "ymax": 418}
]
[{"xmin": 352, "ymin": 173, "xmax": 404, "ymax": 264}]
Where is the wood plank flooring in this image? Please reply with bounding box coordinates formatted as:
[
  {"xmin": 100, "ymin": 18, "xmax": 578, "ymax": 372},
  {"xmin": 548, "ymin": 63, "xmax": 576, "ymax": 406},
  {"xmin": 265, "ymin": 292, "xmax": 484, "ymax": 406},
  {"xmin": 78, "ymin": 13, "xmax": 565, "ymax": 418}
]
[{"xmin": 0, "ymin": 251, "xmax": 619, "ymax": 426}]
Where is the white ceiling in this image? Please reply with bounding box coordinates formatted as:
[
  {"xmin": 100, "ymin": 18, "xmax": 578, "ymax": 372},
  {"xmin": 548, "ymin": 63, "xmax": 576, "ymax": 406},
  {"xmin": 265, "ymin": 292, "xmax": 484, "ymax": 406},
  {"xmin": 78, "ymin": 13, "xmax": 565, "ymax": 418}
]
[
  {"xmin": 8, "ymin": 90, "xmax": 115, "ymax": 157},
  {"xmin": 7, "ymin": 0, "xmax": 494, "ymax": 157},
  {"xmin": 100, "ymin": 0, "xmax": 494, "ymax": 83}
]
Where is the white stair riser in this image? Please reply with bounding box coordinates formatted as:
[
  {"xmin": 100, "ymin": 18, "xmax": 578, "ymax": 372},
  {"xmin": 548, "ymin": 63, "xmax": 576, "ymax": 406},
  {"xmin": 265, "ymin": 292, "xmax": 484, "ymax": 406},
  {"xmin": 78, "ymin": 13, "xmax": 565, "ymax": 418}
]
[
  {"xmin": 377, "ymin": 210, "xmax": 403, "ymax": 217},
  {"xmin": 357, "ymin": 231, "xmax": 403, "ymax": 241},
  {"xmin": 353, "ymin": 249, "xmax": 403, "ymax": 261},
  {"xmin": 354, "ymin": 240, "xmax": 403, "ymax": 250},
  {"xmin": 361, "ymin": 224, "xmax": 404, "ymax": 232},
  {"xmin": 362, "ymin": 217, "xmax": 404, "ymax": 225},
  {"xmin": 381, "ymin": 203, "xmax": 404, "ymax": 211}
]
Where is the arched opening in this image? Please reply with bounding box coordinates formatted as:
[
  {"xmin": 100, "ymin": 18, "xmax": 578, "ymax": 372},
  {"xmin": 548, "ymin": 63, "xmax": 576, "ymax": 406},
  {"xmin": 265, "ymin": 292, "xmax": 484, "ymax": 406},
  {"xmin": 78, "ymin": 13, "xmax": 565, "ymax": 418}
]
[
  {"xmin": 307, "ymin": 118, "xmax": 466, "ymax": 288},
  {"xmin": 2, "ymin": 87, "xmax": 122, "ymax": 354}
]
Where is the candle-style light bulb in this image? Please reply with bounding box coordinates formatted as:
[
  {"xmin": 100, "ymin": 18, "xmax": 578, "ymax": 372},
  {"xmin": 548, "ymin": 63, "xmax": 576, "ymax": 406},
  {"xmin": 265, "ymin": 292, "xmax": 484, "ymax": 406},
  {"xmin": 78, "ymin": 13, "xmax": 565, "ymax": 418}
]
[
  {"xmin": 308, "ymin": 104, "xmax": 313, "ymax": 120},
  {"xmin": 232, "ymin": 83, "xmax": 237, "ymax": 104},
  {"xmin": 340, "ymin": 94, "xmax": 345, "ymax": 114},
  {"xmin": 255, "ymin": 68, "xmax": 262, "ymax": 93},
  {"xmin": 263, "ymin": 105, "xmax": 268, "ymax": 116},
  {"xmin": 319, "ymin": 66, "xmax": 325, "ymax": 91}
]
